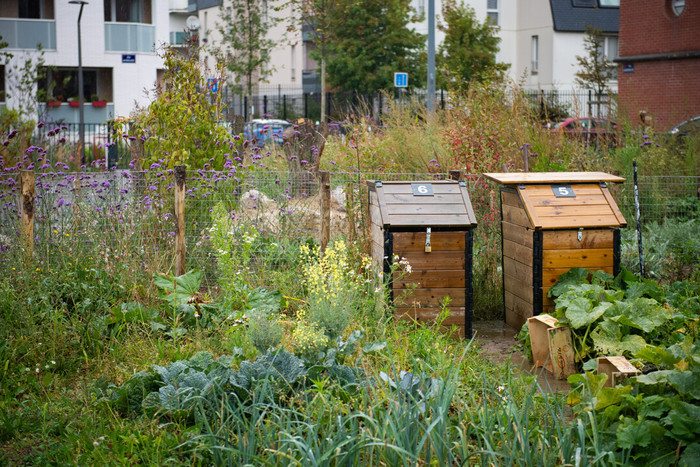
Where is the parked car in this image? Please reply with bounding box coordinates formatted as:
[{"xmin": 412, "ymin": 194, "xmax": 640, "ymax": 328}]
[
  {"xmin": 554, "ymin": 117, "xmax": 618, "ymax": 146},
  {"xmin": 243, "ymin": 119, "xmax": 291, "ymax": 146},
  {"xmin": 669, "ymin": 115, "xmax": 700, "ymax": 137}
]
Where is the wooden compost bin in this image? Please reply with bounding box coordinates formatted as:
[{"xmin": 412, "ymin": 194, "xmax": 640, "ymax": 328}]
[
  {"xmin": 484, "ymin": 172, "xmax": 627, "ymax": 329},
  {"xmin": 368, "ymin": 180, "xmax": 477, "ymax": 338}
]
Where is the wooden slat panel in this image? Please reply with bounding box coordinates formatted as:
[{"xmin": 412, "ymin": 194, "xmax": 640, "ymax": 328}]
[
  {"xmin": 524, "ymin": 185, "xmax": 603, "ymax": 197},
  {"xmin": 542, "ymin": 266, "xmax": 614, "ymax": 288},
  {"xmin": 383, "ymin": 193, "xmax": 465, "ymax": 204},
  {"xmin": 502, "ymin": 203, "xmax": 531, "ymax": 227},
  {"xmin": 380, "ymin": 183, "xmax": 462, "ymax": 195},
  {"xmin": 504, "ymin": 257, "xmax": 533, "ymax": 286},
  {"xmin": 502, "ymin": 221, "xmax": 533, "ymax": 248},
  {"xmin": 369, "ymin": 203, "xmax": 383, "ymax": 227},
  {"xmin": 459, "ymin": 184, "xmax": 478, "ymax": 225},
  {"xmin": 505, "ymin": 291, "xmax": 532, "ymax": 329},
  {"xmin": 503, "ymin": 239, "xmax": 534, "ymax": 266},
  {"xmin": 542, "ymin": 229, "xmax": 614, "ymax": 249},
  {"xmin": 385, "ymin": 214, "xmax": 472, "ymax": 226},
  {"xmin": 534, "ymin": 215, "xmax": 622, "ymax": 229},
  {"xmin": 601, "ymin": 186, "xmax": 628, "ymax": 226},
  {"xmin": 385, "ymin": 203, "xmax": 469, "ymax": 216},
  {"xmin": 535, "ymin": 205, "xmax": 616, "ymax": 217},
  {"xmin": 501, "ymin": 191, "xmax": 523, "ymax": 208},
  {"xmin": 394, "ymin": 307, "xmax": 465, "ymax": 326},
  {"xmin": 484, "ymin": 172, "xmax": 626, "ymax": 185},
  {"xmin": 394, "ymin": 287, "xmax": 466, "ymax": 307},
  {"xmin": 392, "ymin": 231, "xmax": 466, "ymax": 251},
  {"xmin": 504, "ymin": 273, "xmax": 534, "ymax": 303},
  {"xmin": 393, "ymin": 269, "xmax": 465, "ymax": 288},
  {"xmin": 392, "ymin": 250, "xmax": 465, "ymax": 269},
  {"xmin": 531, "ymin": 194, "xmax": 610, "ymax": 206},
  {"xmin": 542, "ymin": 249, "xmax": 613, "ymax": 268}
]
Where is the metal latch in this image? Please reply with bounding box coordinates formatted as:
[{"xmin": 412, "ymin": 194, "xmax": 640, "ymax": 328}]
[
  {"xmin": 425, "ymin": 227, "xmax": 432, "ymax": 253},
  {"xmin": 578, "ymin": 228, "xmax": 583, "ymax": 242}
]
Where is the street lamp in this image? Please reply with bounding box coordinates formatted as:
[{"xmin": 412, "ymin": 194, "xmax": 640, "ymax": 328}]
[{"xmin": 69, "ymin": 0, "xmax": 88, "ymax": 166}]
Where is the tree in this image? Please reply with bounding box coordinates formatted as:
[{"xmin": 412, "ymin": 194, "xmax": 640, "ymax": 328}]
[
  {"xmin": 216, "ymin": 0, "xmax": 280, "ymax": 99},
  {"xmin": 574, "ymin": 26, "xmax": 616, "ymax": 97},
  {"xmin": 292, "ymin": 0, "xmax": 337, "ymax": 122},
  {"xmin": 120, "ymin": 44, "xmax": 231, "ymax": 169},
  {"xmin": 437, "ymin": 0, "xmax": 508, "ymax": 92},
  {"xmin": 321, "ymin": 0, "xmax": 425, "ymax": 95}
]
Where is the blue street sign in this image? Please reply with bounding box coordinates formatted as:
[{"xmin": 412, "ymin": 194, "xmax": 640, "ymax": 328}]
[
  {"xmin": 122, "ymin": 54, "xmax": 136, "ymax": 63},
  {"xmin": 207, "ymin": 78, "xmax": 218, "ymax": 93},
  {"xmin": 394, "ymin": 72, "xmax": 408, "ymax": 88}
]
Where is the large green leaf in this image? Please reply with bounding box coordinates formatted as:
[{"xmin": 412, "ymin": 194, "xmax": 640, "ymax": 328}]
[
  {"xmin": 549, "ymin": 268, "xmax": 590, "ymax": 298},
  {"xmin": 246, "ymin": 287, "xmax": 282, "ymax": 313},
  {"xmin": 566, "ymin": 298, "xmax": 610, "ymax": 329},
  {"xmin": 611, "ymin": 298, "xmax": 671, "ymax": 333},
  {"xmin": 153, "ymin": 270, "xmax": 203, "ymax": 306},
  {"xmin": 616, "ymin": 418, "xmax": 652, "ymax": 449}
]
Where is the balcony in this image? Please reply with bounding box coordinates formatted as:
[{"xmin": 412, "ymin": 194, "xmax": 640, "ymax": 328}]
[
  {"xmin": 104, "ymin": 22, "xmax": 155, "ymax": 53},
  {"xmin": 39, "ymin": 102, "xmax": 115, "ymax": 125},
  {"xmin": 0, "ymin": 19, "xmax": 56, "ymax": 49}
]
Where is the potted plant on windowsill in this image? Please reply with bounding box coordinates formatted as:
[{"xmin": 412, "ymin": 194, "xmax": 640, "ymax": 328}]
[
  {"xmin": 47, "ymin": 96, "xmax": 63, "ymax": 108},
  {"xmin": 91, "ymin": 95, "xmax": 107, "ymax": 108},
  {"xmin": 68, "ymin": 97, "xmax": 81, "ymax": 108}
]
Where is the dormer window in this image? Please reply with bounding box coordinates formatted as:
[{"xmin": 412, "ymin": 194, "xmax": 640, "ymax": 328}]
[{"xmin": 672, "ymin": 0, "xmax": 685, "ymax": 16}]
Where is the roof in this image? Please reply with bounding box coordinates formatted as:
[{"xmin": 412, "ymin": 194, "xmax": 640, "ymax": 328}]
[
  {"xmin": 368, "ymin": 180, "xmax": 477, "ymax": 228},
  {"xmin": 549, "ymin": 0, "xmax": 619, "ymax": 33},
  {"xmin": 486, "ymin": 172, "xmax": 627, "ymax": 229},
  {"xmin": 484, "ymin": 172, "xmax": 626, "ymax": 185}
]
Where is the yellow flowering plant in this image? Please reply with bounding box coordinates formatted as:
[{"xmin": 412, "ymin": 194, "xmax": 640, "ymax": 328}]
[{"xmin": 300, "ymin": 240, "xmax": 367, "ymax": 339}]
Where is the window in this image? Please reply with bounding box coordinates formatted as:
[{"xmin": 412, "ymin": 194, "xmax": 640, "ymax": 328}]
[
  {"xmin": 291, "ymin": 44, "xmax": 296, "ymax": 81},
  {"xmin": 40, "ymin": 67, "xmax": 113, "ymax": 102},
  {"xmin": 604, "ymin": 36, "xmax": 618, "ymax": 61},
  {"xmin": 104, "ymin": 0, "xmax": 152, "ymax": 24},
  {"xmin": 487, "ymin": 0, "xmax": 498, "ymax": 26},
  {"xmin": 0, "ymin": 0, "xmax": 55, "ymax": 19},
  {"xmin": 598, "ymin": 0, "xmax": 619, "ymax": 6},
  {"xmin": 531, "ymin": 35, "xmax": 539, "ymax": 74},
  {"xmin": 0, "ymin": 65, "xmax": 5, "ymax": 102},
  {"xmin": 672, "ymin": 0, "xmax": 685, "ymax": 15}
]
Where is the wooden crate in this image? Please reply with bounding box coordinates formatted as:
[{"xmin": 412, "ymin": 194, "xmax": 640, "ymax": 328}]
[
  {"xmin": 368, "ymin": 180, "xmax": 477, "ymax": 338},
  {"xmin": 527, "ymin": 314, "xmax": 576, "ymax": 380},
  {"xmin": 485, "ymin": 172, "xmax": 627, "ymax": 329},
  {"xmin": 597, "ymin": 356, "xmax": 640, "ymax": 387}
]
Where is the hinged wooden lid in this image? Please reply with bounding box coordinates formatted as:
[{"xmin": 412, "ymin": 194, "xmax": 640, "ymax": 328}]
[
  {"xmin": 484, "ymin": 172, "xmax": 627, "ymax": 229},
  {"xmin": 368, "ymin": 180, "xmax": 477, "ymax": 228},
  {"xmin": 483, "ymin": 172, "xmax": 626, "ymax": 185}
]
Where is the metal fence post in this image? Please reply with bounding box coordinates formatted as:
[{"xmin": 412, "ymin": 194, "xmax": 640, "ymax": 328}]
[
  {"xmin": 319, "ymin": 171, "xmax": 331, "ymax": 253},
  {"xmin": 20, "ymin": 170, "xmax": 35, "ymax": 262},
  {"xmin": 174, "ymin": 165, "xmax": 186, "ymax": 276}
]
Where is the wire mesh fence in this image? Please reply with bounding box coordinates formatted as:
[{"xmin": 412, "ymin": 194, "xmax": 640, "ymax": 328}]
[{"xmin": 1, "ymin": 169, "xmax": 697, "ymax": 286}]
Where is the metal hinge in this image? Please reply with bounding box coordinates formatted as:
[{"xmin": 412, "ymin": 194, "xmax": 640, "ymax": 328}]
[{"xmin": 425, "ymin": 227, "xmax": 432, "ymax": 253}]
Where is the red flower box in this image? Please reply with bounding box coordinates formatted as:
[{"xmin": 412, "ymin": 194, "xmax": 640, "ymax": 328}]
[
  {"xmin": 47, "ymin": 100, "xmax": 62, "ymax": 108},
  {"xmin": 92, "ymin": 100, "xmax": 107, "ymax": 108},
  {"xmin": 69, "ymin": 101, "xmax": 81, "ymax": 107}
]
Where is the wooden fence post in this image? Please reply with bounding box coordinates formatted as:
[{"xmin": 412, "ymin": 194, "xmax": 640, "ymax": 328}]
[
  {"xmin": 20, "ymin": 170, "xmax": 35, "ymax": 262},
  {"xmin": 174, "ymin": 165, "xmax": 186, "ymax": 276},
  {"xmin": 319, "ymin": 170, "xmax": 331, "ymax": 254},
  {"xmin": 449, "ymin": 169, "xmax": 462, "ymax": 181}
]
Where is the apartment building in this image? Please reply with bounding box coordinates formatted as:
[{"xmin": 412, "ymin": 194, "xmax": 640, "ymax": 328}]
[{"xmin": 0, "ymin": 0, "xmax": 182, "ymax": 122}]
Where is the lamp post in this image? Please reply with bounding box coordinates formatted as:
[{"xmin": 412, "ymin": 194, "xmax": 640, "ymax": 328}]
[{"xmin": 69, "ymin": 1, "xmax": 88, "ymax": 166}]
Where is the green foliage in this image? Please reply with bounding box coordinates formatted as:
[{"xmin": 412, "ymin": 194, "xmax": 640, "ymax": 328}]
[
  {"xmin": 121, "ymin": 46, "xmax": 232, "ymax": 169},
  {"xmin": 216, "ymin": 0, "xmax": 280, "ymax": 96},
  {"xmin": 153, "ymin": 269, "xmax": 220, "ymax": 334},
  {"xmin": 322, "ymin": 0, "xmax": 426, "ymax": 94},
  {"xmin": 437, "ymin": 0, "xmax": 509, "ymax": 91},
  {"xmin": 574, "ymin": 26, "xmax": 616, "ymax": 96}
]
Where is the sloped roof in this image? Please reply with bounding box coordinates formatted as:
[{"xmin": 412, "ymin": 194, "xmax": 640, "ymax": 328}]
[
  {"xmin": 549, "ymin": 0, "xmax": 619, "ymax": 33},
  {"xmin": 368, "ymin": 181, "xmax": 477, "ymax": 228}
]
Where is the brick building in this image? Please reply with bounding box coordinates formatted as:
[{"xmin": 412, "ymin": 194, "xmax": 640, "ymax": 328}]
[{"xmin": 617, "ymin": 0, "xmax": 700, "ymax": 130}]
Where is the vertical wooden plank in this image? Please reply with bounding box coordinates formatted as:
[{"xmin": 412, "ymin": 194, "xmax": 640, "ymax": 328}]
[
  {"xmin": 174, "ymin": 165, "xmax": 186, "ymax": 276},
  {"xmin": 548, "ymin": 326, "xmax": 576, "ymax": 379},
  {"xmin": 319, "ymin": 171, "xmax": 331, "ymax": 253},
  {"xmin": 20, "ymin": 170, "xmax": 35, "ymax": 262}
]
